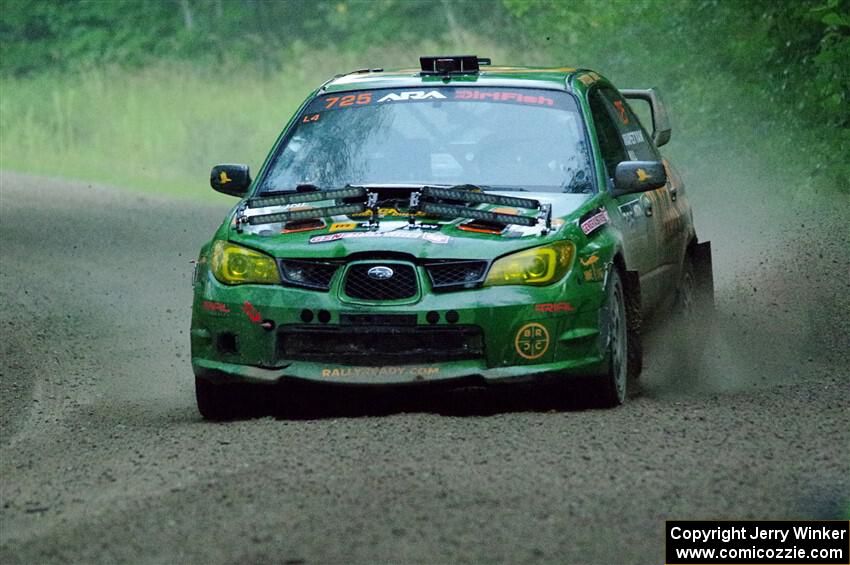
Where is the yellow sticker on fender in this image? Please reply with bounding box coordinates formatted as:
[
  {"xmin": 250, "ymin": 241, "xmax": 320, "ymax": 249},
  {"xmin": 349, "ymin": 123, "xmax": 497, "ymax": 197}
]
[
  {"xmin": 580, "ymin": 254, "xmax": 605, "ymax": 282},
  {"xmin": 329, "ymin": 222, "xmax": 358, "ymax": 232},
  {"xmin": 515, "ymin": 322, "xmax": 550, "ymax": 360}
]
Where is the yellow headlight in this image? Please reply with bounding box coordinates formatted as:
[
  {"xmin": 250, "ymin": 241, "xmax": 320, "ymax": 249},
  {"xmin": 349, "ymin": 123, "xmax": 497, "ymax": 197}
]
[
  {"xmin": 210, "ymin": 241, "xmax": 279, "ymax": 285},
  {"xmin": 484, "ymin": 241, "xmax": 575, "ymax": 287}
]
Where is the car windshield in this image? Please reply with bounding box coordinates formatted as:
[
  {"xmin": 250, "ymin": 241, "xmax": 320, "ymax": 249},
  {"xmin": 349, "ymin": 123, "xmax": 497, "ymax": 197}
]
[{"xmin": 258, "ymin": 86, "xmax": 593, "ymax": 194}]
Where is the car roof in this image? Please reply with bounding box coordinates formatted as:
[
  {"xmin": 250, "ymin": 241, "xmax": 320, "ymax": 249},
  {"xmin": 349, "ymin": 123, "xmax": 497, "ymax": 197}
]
[{"xmin": 322, "ymin": 66, "xmax": 586, "ymax": 94}]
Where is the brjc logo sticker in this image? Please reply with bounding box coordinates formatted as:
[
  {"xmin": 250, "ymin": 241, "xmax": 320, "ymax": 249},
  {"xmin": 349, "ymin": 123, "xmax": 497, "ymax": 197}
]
[{"xmin": 515, "ymin": 322, "xmax": 550, "ymax": 360}]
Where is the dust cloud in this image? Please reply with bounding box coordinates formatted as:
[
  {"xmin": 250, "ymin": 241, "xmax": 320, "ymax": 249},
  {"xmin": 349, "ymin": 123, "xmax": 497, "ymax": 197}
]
[{"xmin": 643, "ymin": 135, "xmax": 849, "ymax": 397}]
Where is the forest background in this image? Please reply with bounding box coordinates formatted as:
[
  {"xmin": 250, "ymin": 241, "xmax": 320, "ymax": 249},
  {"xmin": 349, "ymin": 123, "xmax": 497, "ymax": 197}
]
[{"xmin": 1, "ymin": 0, "xmax": 848, "ymax": 199}]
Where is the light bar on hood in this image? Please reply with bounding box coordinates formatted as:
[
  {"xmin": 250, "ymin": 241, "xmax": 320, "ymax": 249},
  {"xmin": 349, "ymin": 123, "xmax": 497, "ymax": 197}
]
[
  {"xmin": 248, "ymin": 187, "xmax": 366, "ymax": 209},
  {"xmin": 247, "ymin": 203, "xmax": 367, "ymax": 226},
  {"xmin": 422, "ymin": 186, "xmax": 541, "ymax": 210},
  {"xmin": 420, "ymin": 201, "xmax": 538, "ymax": 227}
]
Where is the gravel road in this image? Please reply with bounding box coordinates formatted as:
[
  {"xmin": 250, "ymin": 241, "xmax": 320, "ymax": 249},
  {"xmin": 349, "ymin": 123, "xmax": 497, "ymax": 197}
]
[{"xmin": 1, "ymin": 171, "xmax": 847, "ymax": 564}]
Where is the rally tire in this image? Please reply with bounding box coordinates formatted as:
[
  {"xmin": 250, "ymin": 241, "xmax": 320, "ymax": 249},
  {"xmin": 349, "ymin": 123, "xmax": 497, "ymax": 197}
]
[
  {"xmin": 677, "ymin": 245, "xmax": 715, "ymax": 321},
  {"xmin": 671, "ymin": 250, "xmax": 715, "ymax": 380},
  {"xmin": 195, "ymin": 377, "xmax": 241, "ymax": 421},
  {"xmin": 593, "ymin": 268, "xmax": 629, "ymax": 407},
  {"xmin": 623, "ymin": 270, "xmax": 643, "ymax": 382},
  {"xmin": 675, "ymin": 254, "xmax": 697, "ymax": 318}
]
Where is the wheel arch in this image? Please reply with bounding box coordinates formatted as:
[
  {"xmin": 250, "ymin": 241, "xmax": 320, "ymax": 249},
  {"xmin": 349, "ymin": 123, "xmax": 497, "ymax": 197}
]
[
  {"xmin": 686, "ymin": 237, "xmax": 715, "ymax": 311},
  {"xmin": 611, "ymin": 250, "xmax": 644, "ymax": 379}
]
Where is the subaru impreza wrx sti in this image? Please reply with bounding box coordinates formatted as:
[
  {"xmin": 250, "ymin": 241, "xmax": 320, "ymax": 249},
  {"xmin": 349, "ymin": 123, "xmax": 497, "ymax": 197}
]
[{"xmin": 191, "ymin": 55, "xmax": 713, "ymax": 419}]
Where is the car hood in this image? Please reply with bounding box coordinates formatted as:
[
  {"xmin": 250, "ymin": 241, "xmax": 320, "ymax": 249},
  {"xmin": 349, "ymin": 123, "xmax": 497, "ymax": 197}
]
[{"xmin": 226, "ymin": 192, "xmax": 595, "ymax": 260}]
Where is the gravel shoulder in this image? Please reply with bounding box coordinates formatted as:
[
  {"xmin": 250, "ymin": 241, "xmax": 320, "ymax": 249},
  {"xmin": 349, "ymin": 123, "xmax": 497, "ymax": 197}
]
[{"xmin": 1, "ymin": 171, "xmax": 847, "ymax": 564}]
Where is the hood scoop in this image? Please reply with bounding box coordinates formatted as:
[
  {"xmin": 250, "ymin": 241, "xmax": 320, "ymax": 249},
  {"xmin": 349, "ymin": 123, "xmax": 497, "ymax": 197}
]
[
  {"xmin": 282, "ymin": 218, "xmax": 326, "ymax": 233},
  {"xmin": 457, "ymin": 219, "xmax": 507, "ymax": 235}
]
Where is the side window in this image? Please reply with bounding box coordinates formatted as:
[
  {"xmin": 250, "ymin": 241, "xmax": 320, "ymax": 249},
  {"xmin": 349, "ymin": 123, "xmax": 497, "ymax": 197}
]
[
  {"xmin": 589, "ymin": 90, "xmax": 628, "ymax": 179},
  {"xmin": 600, "ymin": 88, "xmax": 660, "ymax": 162}
]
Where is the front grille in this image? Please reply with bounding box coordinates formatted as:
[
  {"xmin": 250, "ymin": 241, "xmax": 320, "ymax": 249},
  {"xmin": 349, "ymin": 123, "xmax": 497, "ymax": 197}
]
[
  {"xmin": 279, "ymin": 259, "xmax": 340, "ymax": 290},
  {"xmin": 277, "ymin": 325, "xmax": 484, "ymax": 364},
  {"xmin": 425, "ymin": 260, "xmax": 488, "ymax": 291},
  {"xmin": 343, "ymin": 263, "xmax": 417, "ymax": 300}
]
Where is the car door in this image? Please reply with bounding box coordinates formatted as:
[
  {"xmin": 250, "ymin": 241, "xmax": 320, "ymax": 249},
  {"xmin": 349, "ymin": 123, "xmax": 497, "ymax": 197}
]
[
  {"xmin": 587, "ymin": 87, "xmax": 663, "ymax": 311},
  {"xmin": 600, "ymin": 87, "xmax": 688, "ymax": 299}
]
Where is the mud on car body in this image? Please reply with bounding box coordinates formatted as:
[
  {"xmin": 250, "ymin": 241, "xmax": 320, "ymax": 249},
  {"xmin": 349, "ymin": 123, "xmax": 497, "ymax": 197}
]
[{"xmin": 190, "ymin": 55, "xmax": 713, "ymax": 419}]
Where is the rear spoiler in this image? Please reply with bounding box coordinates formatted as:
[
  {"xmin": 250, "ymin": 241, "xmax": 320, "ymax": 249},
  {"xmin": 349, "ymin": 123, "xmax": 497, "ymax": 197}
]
[{"xmin": 620, "ymin": 88, "xmax": 672, "ymax": 147}]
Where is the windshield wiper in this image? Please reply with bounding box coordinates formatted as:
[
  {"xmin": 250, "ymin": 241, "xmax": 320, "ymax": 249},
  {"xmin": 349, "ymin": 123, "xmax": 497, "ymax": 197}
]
[
  {"xmin": 425, "ymin": 183, "xmax": 528, "ymax": 193},
  {"xmin": 342, "ymin": 182, "xmax": 530, "ymax": 193},
  {"xmin": 260, "ymin": 183, "xmax": 324, "ymax": 196},
  {"xmin": 346, "ymin": 183, "xmax": 441, "ymax": 191}
]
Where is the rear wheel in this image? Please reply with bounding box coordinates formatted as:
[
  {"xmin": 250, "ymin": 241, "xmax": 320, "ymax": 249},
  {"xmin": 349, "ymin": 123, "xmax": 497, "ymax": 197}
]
[
  {"xmin": 671, "ymin": 251, "xmax": 715, "ymax": 379},
  {"xmin": 592, "ymin": 268, "xmax": 628, "ymax": 407},
  {"xmin": 676, "ymin": 255, "xmax": 698, "ymax": 317}
]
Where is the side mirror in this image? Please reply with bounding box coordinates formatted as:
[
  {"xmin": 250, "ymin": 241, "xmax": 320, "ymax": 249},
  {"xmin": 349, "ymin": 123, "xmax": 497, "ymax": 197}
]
[
  {"xmin": 210, "ymin": 164, "xmax": 251, "ymax": 197},
  {"xmin": 612, "ymin": 161, "xmax": 667, "ymax": 196}
]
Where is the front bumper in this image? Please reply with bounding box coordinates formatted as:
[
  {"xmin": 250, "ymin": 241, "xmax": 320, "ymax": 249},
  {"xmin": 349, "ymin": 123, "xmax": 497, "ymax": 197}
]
[
  {"xmin": 193, "ymin": 355, "xmax": 606, "ymax": 387},
  {"xmin": 191, "ymin": 269, "xmax": 609, "ymax": 386}
]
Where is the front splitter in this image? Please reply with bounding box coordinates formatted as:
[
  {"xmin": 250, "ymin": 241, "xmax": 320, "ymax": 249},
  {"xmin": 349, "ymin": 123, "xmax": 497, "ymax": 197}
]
[{"xmin": 192, "ymin": 355, "xmax": 605, "ymax": 387}]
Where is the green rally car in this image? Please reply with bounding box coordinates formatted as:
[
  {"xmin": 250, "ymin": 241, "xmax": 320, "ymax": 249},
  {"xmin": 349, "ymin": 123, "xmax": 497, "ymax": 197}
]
[{"xmin": 191, "ymin": 55, "xmax": 713, "ymax": 419}]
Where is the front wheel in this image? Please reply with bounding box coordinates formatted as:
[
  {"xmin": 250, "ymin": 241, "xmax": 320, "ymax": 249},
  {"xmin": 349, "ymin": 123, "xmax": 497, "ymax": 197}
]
[
  {"xmin": 592, "ymin": 268, "xmax": 629, "ymax": 407},
  {"xmin": 195, "ymin": 377, "xmax": 243, "ymax": 421}
]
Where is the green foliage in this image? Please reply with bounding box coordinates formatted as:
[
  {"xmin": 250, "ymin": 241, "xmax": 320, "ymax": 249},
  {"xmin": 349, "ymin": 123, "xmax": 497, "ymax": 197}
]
[
  {"xmin": 0, "ymin": 0, "xmax": 510, "ymax": 75},
  {"xmin": 503, "ymin": 0, "xmax": 850, "ymax": 192},
  {"xmin": 0, "ymin": 63, "xmax": 309, "ymax": 199},
  {"xmin": 1, "ymin": 0, "xmax": 184, "ymax": 74},
  {"xmin": 0, "ymin": 44, "xmax": 513, "ymax": 199}
]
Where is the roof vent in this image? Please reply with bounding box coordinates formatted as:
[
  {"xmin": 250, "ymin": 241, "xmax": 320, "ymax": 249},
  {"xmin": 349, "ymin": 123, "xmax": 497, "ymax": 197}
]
[{"xmin": 419, "ymin": 55, "xmax": 491, "ymax": 75}]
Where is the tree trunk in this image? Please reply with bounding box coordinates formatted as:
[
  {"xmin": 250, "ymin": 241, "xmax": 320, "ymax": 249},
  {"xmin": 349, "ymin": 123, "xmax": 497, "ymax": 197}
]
[{"xmin": 178, "ymin": 0, "xmax": 194, "ymax": 30}]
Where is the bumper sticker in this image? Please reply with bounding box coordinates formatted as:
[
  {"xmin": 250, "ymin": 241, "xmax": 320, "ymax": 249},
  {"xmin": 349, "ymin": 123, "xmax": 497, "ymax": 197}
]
[
  {"xmin": 515, "ymin": 322, "xmax": 550, "ymax": 360},
  {"xmin": 202, "ymin": 300, "xmax": 230, "ymax": 314},
  {"xmin": 328, "ymin": 222, "xmax": 359, "ymax": 232},
  {"xmin": 350, "ymin": 207, "xmax": 428, "ymax": 218},
  {"xmin": 535, "ymin": 302, "xmax": 575, "ymax": 313},
  {"xmin": 580, "ymin": 209, "xmax": 609, "ymax": 235},
  {"xmin": 622, "ymin": 130, "xmax": 644, "ymax": 146},
  {"xmin": 580, "ymin": 255, "xmax": 605, "ymax": 282},
  {"xmin": 613, "ymin": 100, "xmax": 630, "ymax": 124},
  {"xmin": 242, "ymin": 301, "xmax": 261, "ymax": 323},
  {"xmin": 321, "ymin": 367, "xmax": 440, "ymax": 378}
]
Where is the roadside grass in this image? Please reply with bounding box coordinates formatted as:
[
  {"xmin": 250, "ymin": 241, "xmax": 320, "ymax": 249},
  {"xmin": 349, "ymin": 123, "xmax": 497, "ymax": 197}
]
[
  {"xmin": 0, "ymin": 64, "xmax": 312, "ymax": 201},
  {"xmin": 0, "ymin": 42, "xmax": 515, "ymax": 201}
]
